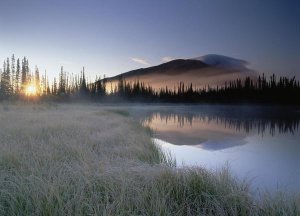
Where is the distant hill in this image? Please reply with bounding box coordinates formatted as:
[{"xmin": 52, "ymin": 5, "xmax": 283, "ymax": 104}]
[{"xmin": 102, "ymin": 55, "xmax": 257, "ymax": 92}]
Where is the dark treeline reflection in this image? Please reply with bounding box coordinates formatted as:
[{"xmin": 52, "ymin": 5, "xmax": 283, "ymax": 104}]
[{"xmin": 139, "ymin": 106, "xmax": 300, "ymax": 136}]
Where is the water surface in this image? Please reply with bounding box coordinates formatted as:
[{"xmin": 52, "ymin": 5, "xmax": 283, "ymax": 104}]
[{"xmin": 125, "ymin": 105, "xmax": 300, "ymax": 193}]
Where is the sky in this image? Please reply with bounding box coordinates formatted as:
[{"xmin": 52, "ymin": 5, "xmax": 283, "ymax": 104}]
[{"xmin": 0, "ymin": 0, "xmax": 299, "ymax": 81}]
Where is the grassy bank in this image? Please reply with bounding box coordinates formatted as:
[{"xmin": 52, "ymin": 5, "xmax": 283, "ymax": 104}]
[{"xmin": 0, "ymin": 103, "xmax": 299, "ymax": 215}]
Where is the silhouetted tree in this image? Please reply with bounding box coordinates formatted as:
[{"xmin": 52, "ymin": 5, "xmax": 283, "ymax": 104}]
[
  {"xmin": 58, "ymin": 66, "xmax": 66, "ymax": 95},
  {"xmin": 79, "ymin": 67, "xmax": 88, "ymax": 96},
  {"xmin": 15, "ymin": 58, "xmax": 20, "ymax": 94}
]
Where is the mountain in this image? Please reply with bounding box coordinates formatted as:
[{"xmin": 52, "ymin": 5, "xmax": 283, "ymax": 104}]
[{"xmin": 102, "ymin": 55, "xmax": 257, "ymax": 92}]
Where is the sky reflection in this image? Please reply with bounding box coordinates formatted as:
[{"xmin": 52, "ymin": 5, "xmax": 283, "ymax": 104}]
[{"xmin": 131, "ymin": 105, "xmax": 300, "ymax": 193}]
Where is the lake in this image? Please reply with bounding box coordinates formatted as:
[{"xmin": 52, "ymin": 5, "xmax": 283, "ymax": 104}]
[{"xmin": 125, "ymin": 104, "xmax": 300, "ymax": 194}]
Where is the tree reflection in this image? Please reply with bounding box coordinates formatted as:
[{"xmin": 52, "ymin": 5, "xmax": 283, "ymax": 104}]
[{"xmin": 140, "ymin": 106, "xmax": 300, "ymax": 136}]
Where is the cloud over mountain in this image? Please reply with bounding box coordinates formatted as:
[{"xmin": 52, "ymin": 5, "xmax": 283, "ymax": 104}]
[
  {"xmin": 130, "ymin": 57, "xmax": 150, "ymax": 66},
  {"xmin": 162, "ymin": 56, "xmax": 175, "ymax": 62},
  {"xmin": 193, "ymin": 54, "xmax": 252, "ymax": 72}
]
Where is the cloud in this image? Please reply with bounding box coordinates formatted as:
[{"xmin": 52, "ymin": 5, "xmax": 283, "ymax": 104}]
[
  {"xmin": 130, "ymin": 57, "xmax": 150, "ymax": 66},
  {"xmin": 194, "ymin": 54, "xmax": 252, "ymax": 71},
  {"xmin": 162, "ymin": 56, "xmax": 175, "ymax": 62}
]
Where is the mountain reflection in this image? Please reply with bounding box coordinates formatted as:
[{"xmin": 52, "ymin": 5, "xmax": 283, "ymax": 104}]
[{"xmin": 141, "ymin": 107, "xmax": 300, "ymax": 136}]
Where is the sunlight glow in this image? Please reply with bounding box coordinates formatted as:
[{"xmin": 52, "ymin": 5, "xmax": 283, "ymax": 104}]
[{"xmin": 26, "ymin": 85, "xmax": 37, "ymax": 96}]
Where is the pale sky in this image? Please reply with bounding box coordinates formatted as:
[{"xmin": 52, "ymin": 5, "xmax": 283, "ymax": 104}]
[{"xmin": 0, "ymin": 0, "xmax": 299, "ymax": 82}]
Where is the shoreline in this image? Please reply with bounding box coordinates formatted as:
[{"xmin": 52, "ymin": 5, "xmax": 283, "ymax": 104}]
[{"xmin": 0, "ymin": 103, "xmax": 299, "ymax": 215}]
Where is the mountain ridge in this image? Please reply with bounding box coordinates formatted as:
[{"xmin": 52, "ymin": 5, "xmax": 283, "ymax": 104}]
[
  {"xmin": 101, "ymin": 55, "xmax": 257, "ymax": 91},
  {"xmin": 109, "ymin": 59, "xmax": 209, "ymax": 79}
]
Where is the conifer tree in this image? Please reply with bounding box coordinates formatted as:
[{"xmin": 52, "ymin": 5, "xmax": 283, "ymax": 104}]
[
  {"xmin": 11, "ymin": 54, "xmax": 16, "ymax": 94},
  {"xmin": 16, "ymin": 58, "xmax": 20, "ymax": 94},
  {"xmin": 21, "ymin": 57, "xmax": 27, "ymax": 92},
  {"xmin": 0, "ymin": 68, "xmax": 5, "ymax": 97},
  {"xmin": 46, "ymin": 78, "xmax": 51, "ymax": 95},
  {"xmin": 5, "ymin": 58, "xmax": 11, "ymax": 96},
  {"xmin": 35, "ymin": 66, "xmax": 41, "ymax": 95},
  {"xmin": 58, "ymin": 66, "xmax": 66, "ymax": 94},
  {"xmin": 79, "ymin": 67, "xmax": 88, "ymax": 95},
  {"xmin": 52, "ymin": 78, "xmax": 57, "ymax": 95}
]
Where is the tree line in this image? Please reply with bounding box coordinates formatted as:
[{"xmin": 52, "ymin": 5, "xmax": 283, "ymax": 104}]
[
  {"xmin": 104, "ymin": 73, "xmax": 300, "ymax": 104},
  {"xmin": 1, "ymin": 55, "xmax": 299, "ymax": 104},
  {"xmin": 0, "ymin": 55, "xmax": 100, "ymax": 100}
]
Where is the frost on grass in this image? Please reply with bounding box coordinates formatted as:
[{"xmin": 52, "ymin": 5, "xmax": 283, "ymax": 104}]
[{"xmin": 0, "ymin": 103, "xmax": 298, "ymax": 216}]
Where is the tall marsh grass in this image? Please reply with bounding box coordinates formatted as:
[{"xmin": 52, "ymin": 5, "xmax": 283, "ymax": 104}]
[{"xmin": 0, "ymin": 103, "xmax": 299, "ymax": 215}]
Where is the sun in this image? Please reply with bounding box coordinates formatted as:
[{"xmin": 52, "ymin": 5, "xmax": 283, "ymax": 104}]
[{"xmin": 26, "ymin": 85, "xmax": 37, "ymax": 96}]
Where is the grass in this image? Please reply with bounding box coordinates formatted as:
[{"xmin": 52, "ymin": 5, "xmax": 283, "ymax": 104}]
[
  {"xmin": 107, "ymin": 109, "xmax": 130, "ymax": 117},
  {"xmin": 0, "ymin": 103, "xmax": 299, "ymax": 215}
]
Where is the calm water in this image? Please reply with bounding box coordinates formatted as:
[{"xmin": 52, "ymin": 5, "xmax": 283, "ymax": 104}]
[{"xmin": 126, "ymin": 105, "xmax": 300, "ymax": 193}]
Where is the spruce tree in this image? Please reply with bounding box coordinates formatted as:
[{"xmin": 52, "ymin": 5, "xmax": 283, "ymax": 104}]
[
  {"xmin": 21, "ymin": 57, "xmax": 27, "ymax": 92},
  {"xmin": 35, "ymin": 66, "xmax": 40, "ymax": 95},
  {"xmin": 11, "ymin": 54, "xmax": 16, "ymax": 94},
  {"xmin": 58, "ymin": 66, "xmax": 66, "ymax": 94},
  {"xmin": 52, "ymin": 78, "xmax": 57, "ymax": 95},
  {"xmin": 79, "ymin": 67, "xmax": 88, "ymax": 95},
  {"xmin": 16, "ymin": 58, "xmax": 20, "ymax": 94},
  {"xmin": 46, "ymin": 78, "xmax": 50, "ymax": 95},
  {"xmin": 5, "ymin": 58, "xmax": 11, "ymax": 96},
  {"xmin": 0, "ymin": 68, "xmax": 5, "ymax": 97}
]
